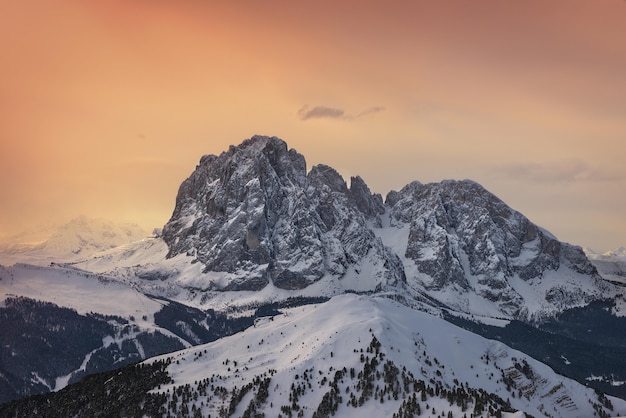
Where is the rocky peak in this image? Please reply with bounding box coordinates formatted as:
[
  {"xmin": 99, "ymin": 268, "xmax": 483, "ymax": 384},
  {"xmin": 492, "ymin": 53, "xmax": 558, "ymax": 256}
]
[
  {"xmin": 162, "ymin": 136, "xmax": 405, "ymax": 291},
  {"xmin": 159, "ymin": 136, "xmax": 605, "ymax": 320},
  {"xmin": 385, "ymin": 179, "xmax": 602, "ymax": 319}
]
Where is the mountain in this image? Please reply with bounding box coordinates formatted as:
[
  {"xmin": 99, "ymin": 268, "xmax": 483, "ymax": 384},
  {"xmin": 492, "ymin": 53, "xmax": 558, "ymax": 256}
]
[
  {"xmin": 586, "ymin": 247, "xmax": 626, "ymax": 286},
  {"xmin": 0, "ymin": 262, "xmax": 282, "ymax": 404},
  {"xmin": 381, "ymin": 179, "xmax": 607, "ymax": 321},
  {"xmin": 162, "ymin": 136, "xmax": 402, "ymax": 292},
  {"xmin": 76, "ymin": 135, "xmax": 616, "ymax": 321},
  {"xmin": 0, "ymin": 216, "xmax": 150, "ymax": 266},
  {"xmin": 2, "ymin": 294, "xmax": 624, "ymax": 418},
  {"xmin": 1, "ymin": 135, "xmax": 625, "ymax": 414},
  {"xmin": 605, "ymin": 247, "xmax": 626, "ymax": 258},
  {"xmin": 41, "ymin": 216, "xmax": 149, "ymax": 256}
]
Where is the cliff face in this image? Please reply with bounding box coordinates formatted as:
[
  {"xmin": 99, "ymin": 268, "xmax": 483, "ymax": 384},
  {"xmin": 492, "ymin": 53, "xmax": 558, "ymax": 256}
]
[
  {"xmin": 161, "ymin": 135, "xmax": 606, "ymax": 320},
  {"xmin": 385, "ymin": 179, "xmax": 603, "ymax": 318},
  {"xmin": 162, "ymin": 135, "xmax": 403, "ymax": 291}
]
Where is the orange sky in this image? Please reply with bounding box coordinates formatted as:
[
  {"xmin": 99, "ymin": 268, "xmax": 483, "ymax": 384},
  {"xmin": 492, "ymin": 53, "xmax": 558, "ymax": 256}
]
[{"xmin": 1, "ymin": 0, "xmax": 625, "ymax": 252}]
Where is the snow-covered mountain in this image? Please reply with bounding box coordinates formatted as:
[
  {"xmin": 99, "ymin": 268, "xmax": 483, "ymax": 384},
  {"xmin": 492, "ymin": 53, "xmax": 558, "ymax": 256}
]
[
  {"xmin": 0, "ymin": 262, "xmax": 269, "ymax": 404},
  {"xmin": 0, "ymin": 216, "xmax": 150, "ymax": 266},
  {"xmin": 3, "ymin": 294, "xmax": 624, "ymax": 417},
  {"xmin": 162, "ymin": 136, "xmax": 402, "ymax": 292},
  {"xmin": 381, "ymin": 179, "xmax": 608, "ymax": 321},
  {"xmin": 2, "ymin": 135, "xmax": 625, "ymax": 414},
  {"xmin": 68, "ymin": 136, "xmax": 618, "ymax": 321},
  {"xmin": 144, "ymin": 294, "xmax": 624, "ymax": 418}
]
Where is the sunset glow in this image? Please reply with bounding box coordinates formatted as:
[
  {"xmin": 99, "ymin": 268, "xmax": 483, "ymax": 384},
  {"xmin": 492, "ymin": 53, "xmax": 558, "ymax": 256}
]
[{"xmin": 1, "ymin": 0, "xmax": 624, "ymax": 251}]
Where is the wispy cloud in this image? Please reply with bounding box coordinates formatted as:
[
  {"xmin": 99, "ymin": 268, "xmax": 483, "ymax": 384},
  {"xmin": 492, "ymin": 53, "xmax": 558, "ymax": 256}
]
[
  {"xmin": 492, "ymin": 160, "xmax": 622, "ymax": 183},
  {"xmin": 298, "ymin": 105, "xmax": 345, "ymax": 120},
  {"xmin": 356, "ymin": 106, "xmax": 386, "ymax": 118},
  {"xmin": 298, "ymin": 105, "xmax": 385, "ymax": 121}
]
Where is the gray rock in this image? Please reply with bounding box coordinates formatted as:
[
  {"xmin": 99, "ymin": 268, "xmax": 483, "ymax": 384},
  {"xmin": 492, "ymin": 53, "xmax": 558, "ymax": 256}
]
[
  {"xmin": 162, "ymin": 135, "xmax": 404, "ymax": 291},
  {"xmin": 161, "ymin": 136, "xmax": 606, "ymax": 320},
  {"xmin": 385, "ymin": 179, "xmax": 603, "ymax": 318}
]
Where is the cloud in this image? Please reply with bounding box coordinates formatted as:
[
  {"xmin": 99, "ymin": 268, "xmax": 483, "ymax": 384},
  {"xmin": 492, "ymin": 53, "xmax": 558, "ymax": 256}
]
[
  {"xmin": 492, "ymin": 160, "xmax": 622, "ymax": 183},
  {"xmin": 356, "ymin": 106, "xmax": 386, "ymax": 118},
  {"xmin": 298, "ymin": 105, "xmax": 385, "ymax": 121},
  {"xmin": 298, "ymin": 105, "xmax": 345, "ymax": 120}
]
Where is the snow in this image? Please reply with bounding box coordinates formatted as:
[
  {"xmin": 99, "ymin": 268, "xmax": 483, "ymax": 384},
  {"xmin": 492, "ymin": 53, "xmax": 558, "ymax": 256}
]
[
  {"xmin": 31, "ymin": 372, "xmax": 52, "ymax": 391},
  {"xmin": 145, "ymin": 294, "xmax": 626, "ymax": 418},
  {"xmin": 510, "ymin": 237, "xmax": 540, "ymax": 266},
  {"xmin": 586, "ymin": 375, "xmax": 626, "ymax": 387},
  {"xmin": 587, "ymin": 246, "xmax": 626, "ymax": 292},
  {"xmin": 614, "ymin": 295, "xmax": 626, "ymax": 317},
  {"xmin": 0, "ymin": 263, "xmax": 162, "ymax": 318},
  {"xmin": 604, "ymin": 247, "xmax": 626, "ymax": 258},
  {"xmin": 372, "ymin": 217, "xmax": 410, "ymax": 258}
]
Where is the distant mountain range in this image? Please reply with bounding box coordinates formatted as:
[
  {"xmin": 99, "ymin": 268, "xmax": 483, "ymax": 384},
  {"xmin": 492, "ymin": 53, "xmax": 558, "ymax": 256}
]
[
  {"xmin": 585, "ymin": 247, "xmax": 626, "ymax": 286},
  {"xmin": 0, "ymin": 216, "xmax": 149, "ymax": 266},
  {"xmin": 1, "ymin": 136, "xmax": 625, "ymax": 417}
]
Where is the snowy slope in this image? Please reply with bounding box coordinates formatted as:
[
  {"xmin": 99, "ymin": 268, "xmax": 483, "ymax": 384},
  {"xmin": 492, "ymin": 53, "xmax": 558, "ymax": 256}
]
[
  {"xmin": 585, "ymin": 247, "xmax": 626, "ymax": 316},
  {"xmin": 0, "ymin": 263, "xmax": 189, "ymax": 398},
  {"xmin": 0, "ymin": 263, "xmax": 162, "ymax": 318},
  {"xmin": 62, "ymin": 236, "xmax": 412, "ymax": 314},
  {"xmin": 145, "ymin": 294, "xmax": 624, "ymax": 418}
]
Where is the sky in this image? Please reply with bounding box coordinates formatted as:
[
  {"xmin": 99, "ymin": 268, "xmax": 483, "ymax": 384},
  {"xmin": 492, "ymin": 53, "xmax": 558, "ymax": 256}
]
[{"xmin": 0, "ymin": 0, "xmax": 624, "ymax": 252}]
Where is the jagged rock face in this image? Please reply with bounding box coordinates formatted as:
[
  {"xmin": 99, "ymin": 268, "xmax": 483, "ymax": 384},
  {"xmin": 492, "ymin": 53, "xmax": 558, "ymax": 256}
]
[
  {"xmin": 306, "ymin": 165, "xmax": 404, "ymax": 286},
  {"xmin": 386, "ymin": 180, "xmax": 601, "ymax": 318},
  {"xmin": 349, "ymin": 175, "xmax": 385, "ymax": 221},
  {"xmin": 161, "ymin": 135, "xmax": 605, "ymax": 319},
  {"xmin": 162, "ymin": 135, "xmax": 402, "ymax": 291}
]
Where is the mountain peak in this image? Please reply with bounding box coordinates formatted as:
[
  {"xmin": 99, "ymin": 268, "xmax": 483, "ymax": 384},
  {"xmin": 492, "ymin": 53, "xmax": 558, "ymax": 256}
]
[
  {"xmin": 162, "ymin": 136, "xmax": 404, "ymax": 291},
  {"xmin": 237, "ymin": 134, "xmax": 287, "ymax": 151},
  {"xmin": 383, "ymin": 178, "xmax": 603, "ymax": 319},
  {"xmin": 154, "ymin": 136, "xmax": 609, "ymax": 319}
]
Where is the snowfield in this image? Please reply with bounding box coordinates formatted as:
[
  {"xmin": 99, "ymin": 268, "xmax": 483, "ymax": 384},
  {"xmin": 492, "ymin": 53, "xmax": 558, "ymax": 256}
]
[
  {"xmin": 0, "ymin": 263, "xmax": 162, "ymax": 319},
  {"xmin": 146, "ymin": 294, "xmax": 625, "ymax": 418}
]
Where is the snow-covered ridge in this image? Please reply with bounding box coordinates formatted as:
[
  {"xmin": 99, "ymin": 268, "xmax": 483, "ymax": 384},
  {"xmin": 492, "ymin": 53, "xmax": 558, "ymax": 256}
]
[{"xmin": 145, "ymin": 294, "xmax": 625, "ymax": 418}]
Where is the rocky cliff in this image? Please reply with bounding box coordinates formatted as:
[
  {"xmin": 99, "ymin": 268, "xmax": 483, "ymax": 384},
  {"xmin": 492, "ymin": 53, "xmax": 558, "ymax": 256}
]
[
  {"xmin": 385, "ymin": 179, "xmax": 604, "ymax": 318},
  {"xmin": 159, "ymin": 135, "xmax": 610, "ymax": 320},
  {"xmin": 162, "ymin": 135, "xmax": 403, "ymax": 291}
]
